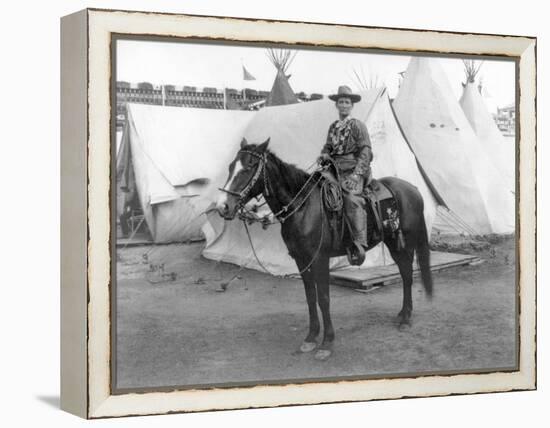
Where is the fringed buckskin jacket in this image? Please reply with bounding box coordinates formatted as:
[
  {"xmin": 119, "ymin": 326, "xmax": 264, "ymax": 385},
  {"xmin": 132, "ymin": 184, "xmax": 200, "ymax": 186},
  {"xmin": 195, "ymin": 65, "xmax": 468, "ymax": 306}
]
[{"xmin": 321, "ymin": 116, "xmax": 372, "ymax": 179}]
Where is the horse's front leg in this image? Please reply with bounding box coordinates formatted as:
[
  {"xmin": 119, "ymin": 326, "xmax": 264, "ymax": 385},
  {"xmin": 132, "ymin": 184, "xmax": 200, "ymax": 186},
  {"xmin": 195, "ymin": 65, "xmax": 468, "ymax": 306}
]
[
  {"xmin": 312, "ymin": 257, "xmax": 334, "ymax": 361},
  {"xmin": 297, "ymin": 260, "xmax": 320, "ymax": 353}
]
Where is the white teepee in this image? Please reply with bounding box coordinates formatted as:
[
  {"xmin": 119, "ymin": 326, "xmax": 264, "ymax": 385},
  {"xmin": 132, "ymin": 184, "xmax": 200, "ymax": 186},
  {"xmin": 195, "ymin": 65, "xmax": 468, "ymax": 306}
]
[
  {"xmin": 478, "ymin": 76, "xmax": 499, "ymax": 116},
  {"xmin": 460, "ymin": 60, "xmax": 515, "ymax": 193},
  {"xmin": 392, "ymin": 57, "xmax": 514, "ymax": 235}
]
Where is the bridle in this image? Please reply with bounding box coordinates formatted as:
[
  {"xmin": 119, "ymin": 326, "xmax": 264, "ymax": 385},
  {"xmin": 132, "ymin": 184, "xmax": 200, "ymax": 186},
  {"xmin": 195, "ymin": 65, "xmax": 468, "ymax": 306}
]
[
  {"xmin": 218, "ymin": 149, "xmax": 327, "ymax": 277},
  {"xmin": 218, "ymin": 149, "xmax": 270, "ymax": 210}
]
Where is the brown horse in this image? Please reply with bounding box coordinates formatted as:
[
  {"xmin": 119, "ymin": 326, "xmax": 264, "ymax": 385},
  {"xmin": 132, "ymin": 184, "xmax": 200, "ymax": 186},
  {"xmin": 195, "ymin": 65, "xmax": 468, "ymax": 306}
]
[{"xmin": 216, "ymin": 138, "xmax": 433, "ymax": 360}]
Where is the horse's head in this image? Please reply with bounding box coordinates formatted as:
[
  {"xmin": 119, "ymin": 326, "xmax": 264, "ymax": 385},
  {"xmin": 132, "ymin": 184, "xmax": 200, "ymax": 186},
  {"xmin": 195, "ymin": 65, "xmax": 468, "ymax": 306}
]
[{"xmin": 216, "ymin": 137, "xmax": 270, "ymax": 220}]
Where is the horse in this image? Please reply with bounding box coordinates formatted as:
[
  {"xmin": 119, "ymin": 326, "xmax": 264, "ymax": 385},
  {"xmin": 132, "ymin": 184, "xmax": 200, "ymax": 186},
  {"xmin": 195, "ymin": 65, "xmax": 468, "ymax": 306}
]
[{"xmin": 216, "ymin": 137, "xmax": 433, "ymax": 361}]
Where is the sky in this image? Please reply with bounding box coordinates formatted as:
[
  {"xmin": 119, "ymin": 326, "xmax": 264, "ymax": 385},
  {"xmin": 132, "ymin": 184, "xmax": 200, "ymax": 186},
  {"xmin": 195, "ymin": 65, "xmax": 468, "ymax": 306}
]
[{"xmin": 116, "ymin": 39, "xmax": 516, "ymax": 108}]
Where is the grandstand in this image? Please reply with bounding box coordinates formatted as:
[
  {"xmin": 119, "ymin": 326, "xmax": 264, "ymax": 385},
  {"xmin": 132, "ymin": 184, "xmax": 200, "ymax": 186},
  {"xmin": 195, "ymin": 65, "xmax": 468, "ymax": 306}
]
[{"xmin": 115, "ymin": 81, "xmax": 323, "ymax": 130}]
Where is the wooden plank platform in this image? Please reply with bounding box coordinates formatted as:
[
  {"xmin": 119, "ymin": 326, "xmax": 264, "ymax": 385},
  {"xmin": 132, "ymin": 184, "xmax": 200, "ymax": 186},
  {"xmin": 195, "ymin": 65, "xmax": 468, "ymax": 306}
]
[
  {"xmin": 330, "ymin": 251, "xmax": 480, "ymax": 291},
  {"xmin": 116, "ymin": 237, "xmax": 204, "ymax": 248}
]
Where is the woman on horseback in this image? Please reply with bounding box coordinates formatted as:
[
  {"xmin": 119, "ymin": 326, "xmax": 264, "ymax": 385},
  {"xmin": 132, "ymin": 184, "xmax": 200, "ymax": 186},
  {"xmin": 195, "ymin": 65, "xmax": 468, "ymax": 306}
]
[{"xmin": 318, "ymin": 85, "xmax": 373, "ymax": 265}]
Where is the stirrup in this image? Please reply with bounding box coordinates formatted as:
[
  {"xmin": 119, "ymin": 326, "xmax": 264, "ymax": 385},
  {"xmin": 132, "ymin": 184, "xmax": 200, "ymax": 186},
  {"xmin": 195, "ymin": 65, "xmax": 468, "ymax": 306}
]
[{"xmin": 346, "ymin": 242, "xmax": 366, "ymax": 266}]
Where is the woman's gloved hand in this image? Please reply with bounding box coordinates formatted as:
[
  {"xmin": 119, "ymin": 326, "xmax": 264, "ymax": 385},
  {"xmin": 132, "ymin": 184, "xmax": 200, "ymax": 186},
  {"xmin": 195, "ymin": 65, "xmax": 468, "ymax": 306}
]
[
  {"xmin": 343, "ymin": 173, "xmax": 361, "ymax": 192},
  {"xmin": 317, "ymin": 152, "xmax": 332, "ymax": 165}
]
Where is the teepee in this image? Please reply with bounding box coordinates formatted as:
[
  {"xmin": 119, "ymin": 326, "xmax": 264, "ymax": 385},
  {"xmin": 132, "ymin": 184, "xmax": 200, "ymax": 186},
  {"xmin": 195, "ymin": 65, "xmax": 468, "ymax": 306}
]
[
  {"xmin": 478, "ymin": 76, "xmax": 499, "ymax": 116},
  {"xmin": 460, "ymin": 60, "xmax": 515, "ymax": 192},
  {"xmin": 393, "ymin": 57, "xmax": 514, "ymax": 235},
  {"xmin": 265, "ymin": 49, "xmax": 299, "ymax": 107},
  {"xmin": 201, "ymin": 87, "xmax": 443, "ymax": 275},
  {"xmin": 351, "ymin": 63, "xmax": 383, "ymax": 91}
]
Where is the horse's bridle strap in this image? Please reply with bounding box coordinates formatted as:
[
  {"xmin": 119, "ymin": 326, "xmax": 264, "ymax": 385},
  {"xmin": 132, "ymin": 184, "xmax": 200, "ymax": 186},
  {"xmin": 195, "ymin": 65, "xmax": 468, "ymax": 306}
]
[
  {"xmin": 220, "ymin": 149, "xmax": 320, "ymax": 225},
  {"xmin": 218, "ymin": 188, "xmax": 242, "ymax": 197},
  {"xmin": 218, "ymin": 150, "xmax": 266, "ymax": 206}
]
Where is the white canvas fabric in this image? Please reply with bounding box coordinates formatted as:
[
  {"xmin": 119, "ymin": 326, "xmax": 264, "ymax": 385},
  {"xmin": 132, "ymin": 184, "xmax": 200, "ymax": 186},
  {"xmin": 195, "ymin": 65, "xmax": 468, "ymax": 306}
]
[
  {"xmin": 393, "ymin": 57, "xmax": 515, "ymax": 235},
  {"xmin": 116, "ymin": 129, "xmax": 123, "ymax": 156},
  {"xmin": 202, "ymin": 88, "xmax": 441, "ymax": 275},
  {"xmin": 460, "ymin": 81, "xmax": 516, "ymax": 193},
  {"xmin": 480, "ymin": 84, "xmax": 499, "ymax": 116},
  {"xmin": 119, "ymin": 103, "xmax": 256, "ymax": 242}
]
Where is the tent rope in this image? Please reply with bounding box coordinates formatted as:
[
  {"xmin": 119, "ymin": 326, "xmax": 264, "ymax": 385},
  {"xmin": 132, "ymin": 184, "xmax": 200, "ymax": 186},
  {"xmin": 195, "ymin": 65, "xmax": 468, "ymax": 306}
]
[
  {"xmin": 437, "ymin": 208, "xmax": 478, "ymax": 236},
  {"xmin": 435, "ymin": 206, "xmax": 496, "ymax": 243},
  {"xmin": 444, "ymin": 209, "xmax": 481, "ymax": 236},
  {"xmin": 120, "ymin": 215, "xmax": 146, "ymax": 250},
  {"xmin": 437, "ymin": 208, "xmax": 472, "ymax": 235},
  {"xmin": 434, "ymin": 208, "xmax": 467, "ymax": 236}
]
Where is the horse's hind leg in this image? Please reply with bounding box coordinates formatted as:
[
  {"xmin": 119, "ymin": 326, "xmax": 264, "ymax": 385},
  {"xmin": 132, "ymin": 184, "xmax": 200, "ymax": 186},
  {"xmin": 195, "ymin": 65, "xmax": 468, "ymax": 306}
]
[
  {"xmin": 297, "ymin": 260, "xmax": 320, "ymax": 353},
  {"xmin": 390, "ymin": 243, "xmax": 414, "ymax": 326},
  {"xmin": 312, "ymin": 257, "xmax": 334, "ymax": 360}
]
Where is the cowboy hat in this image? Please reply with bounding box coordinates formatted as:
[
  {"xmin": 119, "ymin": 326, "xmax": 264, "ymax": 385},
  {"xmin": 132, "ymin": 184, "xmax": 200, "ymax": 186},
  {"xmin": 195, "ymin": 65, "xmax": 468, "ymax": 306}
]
[{"xmin": 328, "ymin": 85, "xmax": 361, "ymax": 103}]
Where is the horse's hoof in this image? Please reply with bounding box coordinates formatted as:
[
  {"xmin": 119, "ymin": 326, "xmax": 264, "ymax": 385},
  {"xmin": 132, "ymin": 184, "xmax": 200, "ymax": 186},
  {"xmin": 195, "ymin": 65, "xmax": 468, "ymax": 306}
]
[
  {"xmin": 300, "ymin": 341, "xmax": 317, "ymax": 353},
  {"xmin": 397, "ymin": 309, "xmax": 410, "ymax": 318},
  {"xmin": 398, "ymin": 319, "xmax": 411, "ymax": 330},
  {"xmin": 314, "ymin": 349, "xmax": 332, "ymax": 361}
]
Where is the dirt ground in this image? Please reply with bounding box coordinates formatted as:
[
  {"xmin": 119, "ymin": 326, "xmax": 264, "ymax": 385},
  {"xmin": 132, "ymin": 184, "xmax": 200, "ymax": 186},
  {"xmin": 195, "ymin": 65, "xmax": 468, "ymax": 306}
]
[{"xmin": 115, "ymin": 235, "xmax": 517, "ymax": 390}]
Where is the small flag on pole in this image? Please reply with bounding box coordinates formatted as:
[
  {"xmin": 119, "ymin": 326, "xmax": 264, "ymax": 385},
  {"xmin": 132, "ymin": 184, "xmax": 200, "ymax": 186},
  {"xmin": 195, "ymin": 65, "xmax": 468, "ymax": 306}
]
[{"xmin": 242, "ymin": 65, "xmax": 256, "ymax": 81}]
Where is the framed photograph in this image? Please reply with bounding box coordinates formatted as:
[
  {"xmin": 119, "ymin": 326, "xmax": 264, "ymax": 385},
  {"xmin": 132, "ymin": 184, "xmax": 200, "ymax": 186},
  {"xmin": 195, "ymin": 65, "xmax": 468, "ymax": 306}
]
[{"xmin": 60, "ymin": 8, "xmax": 536, "ymax": 419}]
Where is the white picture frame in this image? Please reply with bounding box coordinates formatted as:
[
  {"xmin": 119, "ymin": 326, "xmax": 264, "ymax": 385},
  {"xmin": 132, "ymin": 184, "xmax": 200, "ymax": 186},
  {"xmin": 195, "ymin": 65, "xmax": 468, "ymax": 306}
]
[{"xmin": 60, "ymin": 8, "xmax": 536, "ymax": 419}]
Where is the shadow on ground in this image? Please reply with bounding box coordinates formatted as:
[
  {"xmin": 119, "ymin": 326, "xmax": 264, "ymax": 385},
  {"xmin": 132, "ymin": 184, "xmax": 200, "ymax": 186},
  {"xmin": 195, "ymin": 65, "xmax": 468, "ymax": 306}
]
[{"xmin": 36, "ymin": 395, "xmax": 59, "ymax": 409}]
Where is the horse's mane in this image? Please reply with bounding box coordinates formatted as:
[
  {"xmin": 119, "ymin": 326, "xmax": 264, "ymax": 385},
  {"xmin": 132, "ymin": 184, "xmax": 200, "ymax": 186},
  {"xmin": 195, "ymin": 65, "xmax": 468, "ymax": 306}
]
[{"xmin": 266, "ymin": 149, "xmax": 310, "ymax": 192}]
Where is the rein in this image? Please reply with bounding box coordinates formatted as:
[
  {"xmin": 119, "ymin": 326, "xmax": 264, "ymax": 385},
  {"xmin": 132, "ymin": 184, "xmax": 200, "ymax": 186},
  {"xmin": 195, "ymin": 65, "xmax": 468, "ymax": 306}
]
[
  {"xmin": 223, "ymin": 149, "xmax": 323, "ymax": 225},
  {"xmin": 242, "ymin": 186, "xmax": 325, "ymax": 277},
  {"xmin": 223, "ymin": 149, "xmax": 327, "ymax": 276}
]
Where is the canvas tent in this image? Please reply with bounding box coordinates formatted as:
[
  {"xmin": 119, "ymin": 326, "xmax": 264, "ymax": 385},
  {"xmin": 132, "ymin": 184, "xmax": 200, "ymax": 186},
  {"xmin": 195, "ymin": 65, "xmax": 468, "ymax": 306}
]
[
  {"xmin": 116, "ymin": 129, "xmax": 123, "ymax": 156},
  {"xmin": 202, "ymin": 87, "xmax": 442, "ymax": 275},
  {"xmin": 392, "ymin": 57, "xmax": 515, "ymax": 235},
  {"xmin": 459, "ymin": 60, "xmax": 515, "ymax": 193},
  {"xmin": 116, "ymin": 103, "xmax": 256, "ymax": 242},
  {"xmin": 265, "ymin": 49, "xmax": 299, "ymax": 107}
]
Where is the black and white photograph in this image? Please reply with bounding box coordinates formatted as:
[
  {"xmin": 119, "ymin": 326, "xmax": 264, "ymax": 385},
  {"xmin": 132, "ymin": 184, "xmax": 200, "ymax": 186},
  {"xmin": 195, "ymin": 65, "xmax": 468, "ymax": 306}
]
[
  {"xmin": 0, "ymin": 0, "xmax": 538, "ymax": 424},
  {"xmin": 113, "ymin": 37, "xmax": 518, "ymax": 391}
]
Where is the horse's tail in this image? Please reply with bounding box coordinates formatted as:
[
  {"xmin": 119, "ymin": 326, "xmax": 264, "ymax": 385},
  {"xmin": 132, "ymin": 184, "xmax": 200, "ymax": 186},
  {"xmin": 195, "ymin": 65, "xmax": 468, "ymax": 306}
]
[{"xmin": 416, "ymin": 216, "xmax": 433, "ymax": 299}]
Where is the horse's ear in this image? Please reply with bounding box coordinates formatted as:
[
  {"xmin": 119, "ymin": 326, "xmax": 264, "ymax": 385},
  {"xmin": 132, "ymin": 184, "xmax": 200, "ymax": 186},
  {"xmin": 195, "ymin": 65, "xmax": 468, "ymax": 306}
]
[
  {"xmin": 240, "ymin": 138, "xmax": 248, "ymax": 149},
  {"xmin": 257, "ymin": 137, "xmax": 270, "ymax": 153}
]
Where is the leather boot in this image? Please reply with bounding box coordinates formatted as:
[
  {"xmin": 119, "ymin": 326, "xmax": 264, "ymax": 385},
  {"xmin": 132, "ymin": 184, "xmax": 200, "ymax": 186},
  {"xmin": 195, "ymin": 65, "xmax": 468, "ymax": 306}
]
[{"xmin": 345, "ymin": 198, "xmax": 368, "ymax": 266}]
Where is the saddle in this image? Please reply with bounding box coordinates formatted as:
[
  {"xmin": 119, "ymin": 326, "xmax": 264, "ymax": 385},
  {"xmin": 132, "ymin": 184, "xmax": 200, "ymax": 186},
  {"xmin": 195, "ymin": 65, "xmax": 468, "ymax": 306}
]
[
  {"xmin": 365, "ymin": 178, "xmax": 400, "ymax": 237},
  {"xmin": 319, "ymin": 170, "xmax": 402, "ymax": 247}
]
